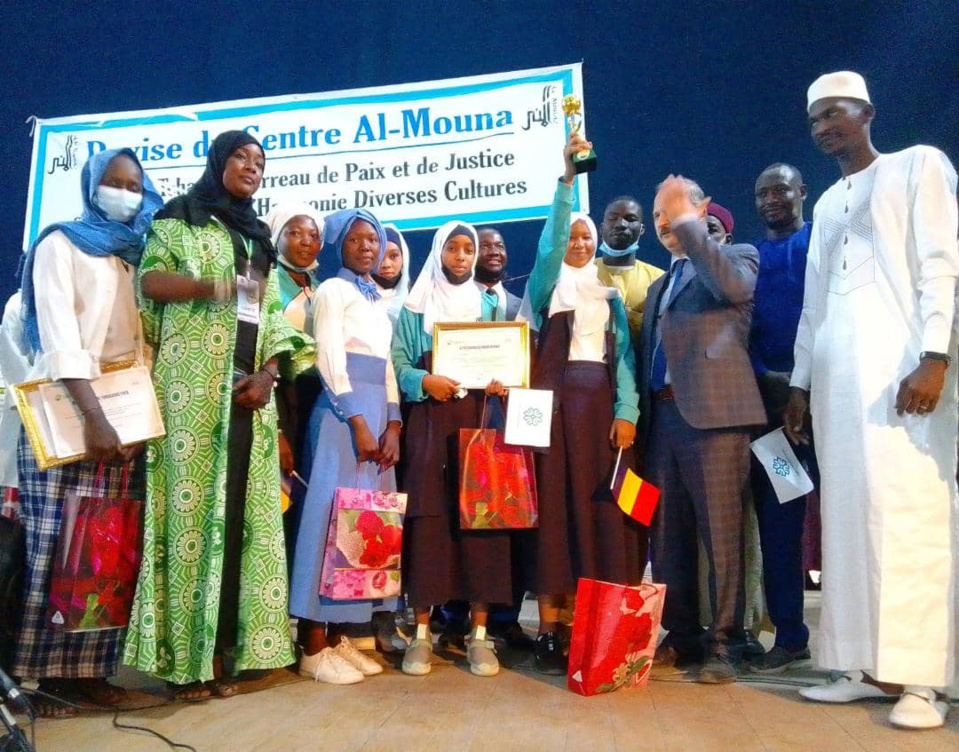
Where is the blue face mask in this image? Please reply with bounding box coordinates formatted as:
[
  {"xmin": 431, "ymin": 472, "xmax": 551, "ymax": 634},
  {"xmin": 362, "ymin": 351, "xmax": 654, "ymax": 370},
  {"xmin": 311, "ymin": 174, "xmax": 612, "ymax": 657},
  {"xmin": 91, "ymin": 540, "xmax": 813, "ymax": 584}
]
[{"xmin": 598, "ymin": 239, "xmax": 639, "ymax": 258}]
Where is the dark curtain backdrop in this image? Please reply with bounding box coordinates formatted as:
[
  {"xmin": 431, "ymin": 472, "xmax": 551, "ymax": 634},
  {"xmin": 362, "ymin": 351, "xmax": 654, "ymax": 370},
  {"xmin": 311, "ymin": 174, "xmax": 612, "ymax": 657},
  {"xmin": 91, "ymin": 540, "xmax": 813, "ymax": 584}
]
[{"xmin": 1, "ymin": 0, "xmax": 957, "ymax": 299}]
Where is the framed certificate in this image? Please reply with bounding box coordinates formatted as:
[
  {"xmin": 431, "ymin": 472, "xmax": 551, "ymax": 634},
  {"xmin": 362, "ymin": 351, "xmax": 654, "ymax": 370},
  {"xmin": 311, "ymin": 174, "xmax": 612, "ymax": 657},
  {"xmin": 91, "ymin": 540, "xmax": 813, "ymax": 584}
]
[
  {"xmin": 13, "ymin": 362, "xmax": 166, "ymax": 470},
  {"xmin": 432, "ymin": 321, "xmax": 530, "ymax": 389}
]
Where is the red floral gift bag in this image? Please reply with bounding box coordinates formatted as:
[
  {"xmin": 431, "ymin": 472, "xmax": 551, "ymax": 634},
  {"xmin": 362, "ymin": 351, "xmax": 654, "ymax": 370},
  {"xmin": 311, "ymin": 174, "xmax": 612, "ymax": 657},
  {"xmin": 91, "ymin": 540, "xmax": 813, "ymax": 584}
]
[
  {"xmin": 458, "ymin": 422, "xmax": 538, "ymax": 530},
  {"xmin": 567, "ymin": 578, "xmax": 666, "ymax": 696},
  {"xmin": 319, "ymin": 487, "xmax": 407, "ymax": 600},
  {"xmin": 47, "ymin": 464, "xmax": 143, "ymax": 631}
]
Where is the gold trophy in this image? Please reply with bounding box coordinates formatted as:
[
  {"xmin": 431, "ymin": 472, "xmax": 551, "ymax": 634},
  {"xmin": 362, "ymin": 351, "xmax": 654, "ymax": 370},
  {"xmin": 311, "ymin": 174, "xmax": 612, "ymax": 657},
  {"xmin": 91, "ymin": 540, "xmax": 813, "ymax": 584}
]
[{"xmin": 562, "ymin": 94, "xmax": 597, "ymax": 173}]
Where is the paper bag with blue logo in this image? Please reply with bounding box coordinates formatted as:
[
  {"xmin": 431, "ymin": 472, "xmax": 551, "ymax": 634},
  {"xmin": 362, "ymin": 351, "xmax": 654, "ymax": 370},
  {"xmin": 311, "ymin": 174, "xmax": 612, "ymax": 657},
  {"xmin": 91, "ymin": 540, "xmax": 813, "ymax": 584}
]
[{"xmin": 750, "ymin": 427, "xmax": 814, "ymax": 504}]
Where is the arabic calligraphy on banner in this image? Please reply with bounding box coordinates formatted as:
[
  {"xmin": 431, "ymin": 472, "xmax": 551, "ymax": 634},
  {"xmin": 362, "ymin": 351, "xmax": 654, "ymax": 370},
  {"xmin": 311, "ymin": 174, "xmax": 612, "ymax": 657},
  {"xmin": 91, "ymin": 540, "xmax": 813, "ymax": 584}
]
[{"xmin": 23, "ymin": 64, "xmax": 589, "ymax": 249}]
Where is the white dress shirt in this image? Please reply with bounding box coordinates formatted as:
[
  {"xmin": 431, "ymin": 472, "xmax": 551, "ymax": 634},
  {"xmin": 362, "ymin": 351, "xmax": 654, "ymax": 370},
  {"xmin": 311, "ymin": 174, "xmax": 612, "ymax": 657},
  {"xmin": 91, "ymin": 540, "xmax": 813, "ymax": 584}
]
[
  {"xmin": 311, "ymin": 276, "xmax": 400, "ymax": 418},
  {"xmin": 30, "ymin": 230, "xmax": 138, "ymax": 381}
]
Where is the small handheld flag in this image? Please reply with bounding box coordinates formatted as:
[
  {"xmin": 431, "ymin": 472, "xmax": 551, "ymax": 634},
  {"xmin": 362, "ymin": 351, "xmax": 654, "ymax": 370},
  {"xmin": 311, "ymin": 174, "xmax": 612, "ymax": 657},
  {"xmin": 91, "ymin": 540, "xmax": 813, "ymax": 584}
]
[{"xmin": 610, "ymin": 448, "xmax": 661, "ymax": 526}]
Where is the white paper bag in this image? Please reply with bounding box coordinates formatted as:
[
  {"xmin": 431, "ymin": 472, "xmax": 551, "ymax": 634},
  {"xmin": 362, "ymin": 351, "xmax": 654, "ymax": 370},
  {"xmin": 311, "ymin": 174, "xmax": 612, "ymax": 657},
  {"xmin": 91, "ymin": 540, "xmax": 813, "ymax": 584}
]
[
  {"xmin": 504, "ymin": 388, "xmax": 553, "ymax": 448},
  {"xmin": 750, "ymin": 427, "xmax": 814, "ymax": 504}
]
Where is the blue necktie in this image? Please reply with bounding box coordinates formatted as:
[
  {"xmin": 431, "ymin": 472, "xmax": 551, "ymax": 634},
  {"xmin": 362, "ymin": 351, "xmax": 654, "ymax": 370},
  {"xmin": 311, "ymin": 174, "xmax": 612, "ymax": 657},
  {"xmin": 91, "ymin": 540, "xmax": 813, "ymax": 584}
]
[
  {"xmin": 483, "ymin": 288, "xmax": 499, "ymax": 321},
  {"xmin": 355, "ymin": 275, "xmax": 381, "ymax": 302},
  {"xmin": 650, "ymin": 259, "xmax": 686, "ymax": 391}
]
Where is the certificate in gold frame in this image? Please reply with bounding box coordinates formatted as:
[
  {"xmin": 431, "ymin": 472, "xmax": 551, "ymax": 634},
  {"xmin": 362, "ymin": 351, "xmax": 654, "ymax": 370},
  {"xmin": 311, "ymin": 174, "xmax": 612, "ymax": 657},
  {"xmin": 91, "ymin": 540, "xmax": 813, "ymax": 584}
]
[
  {"xmin": 12, "ymin": 360, "xmax": 139, "ymax": 471},
  {"xmin": 431, "ymin": 321, "xmax": 530, "ymax": 389}
]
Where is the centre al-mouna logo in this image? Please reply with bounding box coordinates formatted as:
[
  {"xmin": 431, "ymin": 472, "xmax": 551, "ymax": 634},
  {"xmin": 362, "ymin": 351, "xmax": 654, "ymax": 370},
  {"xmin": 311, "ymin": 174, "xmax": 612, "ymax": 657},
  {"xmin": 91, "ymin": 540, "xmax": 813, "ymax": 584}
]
[
  {"xmin": 47, "ymin": 135, "xmax": 79, "ymax": 175},
  {"xmin": 522, "ymin": 84, "xmax": 560, "ymax": 131}
]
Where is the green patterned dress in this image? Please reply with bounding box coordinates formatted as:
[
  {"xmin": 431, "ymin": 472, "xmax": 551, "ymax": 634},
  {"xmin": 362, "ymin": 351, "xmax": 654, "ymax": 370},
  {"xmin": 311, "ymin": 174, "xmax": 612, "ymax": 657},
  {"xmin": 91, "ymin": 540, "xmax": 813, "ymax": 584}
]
[{"xmin": 124, "ymin": 218, "xmax": 314, "ymax": 684}]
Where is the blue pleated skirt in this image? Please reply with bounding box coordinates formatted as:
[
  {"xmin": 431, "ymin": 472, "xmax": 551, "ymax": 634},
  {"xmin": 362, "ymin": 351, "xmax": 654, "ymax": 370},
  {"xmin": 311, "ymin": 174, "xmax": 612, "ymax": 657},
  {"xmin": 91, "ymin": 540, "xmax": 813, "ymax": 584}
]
[{"xmin": 288, "ymin": 352, "xmax": 401, "ymax": 623}]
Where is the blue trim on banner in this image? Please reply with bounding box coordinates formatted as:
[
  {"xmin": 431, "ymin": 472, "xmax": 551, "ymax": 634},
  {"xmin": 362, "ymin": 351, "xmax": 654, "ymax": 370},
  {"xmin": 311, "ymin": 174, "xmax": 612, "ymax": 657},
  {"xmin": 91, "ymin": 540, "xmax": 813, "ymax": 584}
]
[
  {"xmin": 390, "ymin": 205, "xmax": 554, "ymax": 231},
  {"xmin": 29, "ymin": 68, "xmax": 579, "ymax": 243}
]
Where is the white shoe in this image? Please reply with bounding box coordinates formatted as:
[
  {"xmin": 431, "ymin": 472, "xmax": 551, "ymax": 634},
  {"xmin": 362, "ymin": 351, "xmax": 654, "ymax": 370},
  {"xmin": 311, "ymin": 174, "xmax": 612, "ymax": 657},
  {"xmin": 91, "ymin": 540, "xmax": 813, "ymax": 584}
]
[
  {"xmin": 889, "ymin": 687, "xmax": 948, "ymax": 729},
  {"xmin": 799, "ymin": 671, "xmax": 894, "ymax": 703},
  {"xmin": 299, "ymin": 647, "xmax": 365, "ymax": 685},
  {"xmin": 334, "ymin": 636, "xmax": 384, "ymax": 676}
]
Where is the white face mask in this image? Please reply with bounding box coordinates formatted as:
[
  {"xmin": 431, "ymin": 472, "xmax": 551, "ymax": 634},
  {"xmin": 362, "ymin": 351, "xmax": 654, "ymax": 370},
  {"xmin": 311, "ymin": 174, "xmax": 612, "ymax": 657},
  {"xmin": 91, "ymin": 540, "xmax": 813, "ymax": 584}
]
[{"xmin": 95, "ymin": 185, "xmax": 143, "ymax": 223}]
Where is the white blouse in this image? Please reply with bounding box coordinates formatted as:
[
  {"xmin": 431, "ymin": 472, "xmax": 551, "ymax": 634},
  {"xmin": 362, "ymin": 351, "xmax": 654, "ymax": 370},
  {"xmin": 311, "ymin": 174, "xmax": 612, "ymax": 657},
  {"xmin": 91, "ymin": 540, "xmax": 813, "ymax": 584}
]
[
  {"xmin": 311, "ymin": 276, "xmax": 400, "ymax": 419},
  {"xmin": 30, "ymin": 230, "xmax": 138, "ymax": 381},
  {"xmin": 0, "ymin": 291, "xmax": 29, "ymax": 487},
  {"xmin": 568, "ymin": 320, "xmax": 608, "ymax": 363}
]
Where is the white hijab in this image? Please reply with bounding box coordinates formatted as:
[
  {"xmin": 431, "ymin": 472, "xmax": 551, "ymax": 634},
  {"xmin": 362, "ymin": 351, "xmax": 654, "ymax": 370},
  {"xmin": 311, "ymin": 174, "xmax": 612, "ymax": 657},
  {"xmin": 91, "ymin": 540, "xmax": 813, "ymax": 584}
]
[
  {"xmin": 547, "ymin": 213, "xmax": 619, "ymax": 335},
  {"xmin": 404, "ymin": 220, "xmax": 482, "ymax": 334},
  {"xmin": 264, "ymin": 202, "xmax": 326, "ymax": 272}
]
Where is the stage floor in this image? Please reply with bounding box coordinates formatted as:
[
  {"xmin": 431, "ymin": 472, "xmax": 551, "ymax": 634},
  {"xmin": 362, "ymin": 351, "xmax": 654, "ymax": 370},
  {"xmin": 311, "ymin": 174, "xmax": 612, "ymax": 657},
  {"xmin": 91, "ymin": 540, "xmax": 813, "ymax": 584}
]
[{"xmin": 23, "ymin": 592, "xmax": 959, "ymax": 751}]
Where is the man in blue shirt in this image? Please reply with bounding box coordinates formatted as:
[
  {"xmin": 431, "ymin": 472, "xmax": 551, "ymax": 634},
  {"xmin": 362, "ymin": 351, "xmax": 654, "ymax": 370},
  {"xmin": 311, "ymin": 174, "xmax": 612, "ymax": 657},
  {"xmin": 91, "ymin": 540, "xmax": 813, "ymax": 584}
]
[{"xmin": 749, "ymin": 162, "xmax": 818, "ymax": 673}]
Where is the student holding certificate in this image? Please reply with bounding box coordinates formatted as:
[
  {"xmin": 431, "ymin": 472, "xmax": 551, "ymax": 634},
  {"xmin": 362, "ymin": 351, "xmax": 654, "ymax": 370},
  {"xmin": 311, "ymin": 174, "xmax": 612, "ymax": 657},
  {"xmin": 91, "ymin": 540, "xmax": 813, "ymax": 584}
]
[
  {"xmin": 124, "ymin": 131, "xmax": 315, "ymax": 700},
  {"xmin": 392, "ymin": 221, "xmax": 512, "ymax": 679},
  {"xmin": 12, "ymin": 148, "xmax": 162, "ymax": 716},
  {"xmin": 518, "ymin": 133, "xmax": 644, "ymax": 675}
]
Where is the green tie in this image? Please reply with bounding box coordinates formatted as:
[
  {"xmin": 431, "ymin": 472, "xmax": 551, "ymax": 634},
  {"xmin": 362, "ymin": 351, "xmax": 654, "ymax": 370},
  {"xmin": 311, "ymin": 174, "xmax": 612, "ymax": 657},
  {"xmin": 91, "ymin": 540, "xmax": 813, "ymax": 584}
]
[{"xmin": 483, "ymin": 288, "xmax": 499, "ymax": 321}]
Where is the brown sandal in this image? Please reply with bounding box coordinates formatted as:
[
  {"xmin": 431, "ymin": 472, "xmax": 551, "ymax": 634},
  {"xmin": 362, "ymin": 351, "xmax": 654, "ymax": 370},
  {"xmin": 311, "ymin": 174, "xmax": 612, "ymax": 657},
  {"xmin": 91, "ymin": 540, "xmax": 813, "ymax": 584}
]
[
  {"xmin": 32, "ymin": 681, "xmax": 78, "ymax": 719},
  {"xmin": 168, "ymin": 681, "xmax": 212, "ymax": 702},
  {"xmin": 206, "ymin": 679, "xmax": 238, "ymax": 698}
]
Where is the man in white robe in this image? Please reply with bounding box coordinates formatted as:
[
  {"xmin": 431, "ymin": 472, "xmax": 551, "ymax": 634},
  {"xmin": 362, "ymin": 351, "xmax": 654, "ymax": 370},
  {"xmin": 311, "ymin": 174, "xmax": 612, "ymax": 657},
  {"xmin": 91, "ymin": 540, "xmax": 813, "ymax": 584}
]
[{"xmin": 784, "ymin": 71, "xmax": 958, "ymax": 729}]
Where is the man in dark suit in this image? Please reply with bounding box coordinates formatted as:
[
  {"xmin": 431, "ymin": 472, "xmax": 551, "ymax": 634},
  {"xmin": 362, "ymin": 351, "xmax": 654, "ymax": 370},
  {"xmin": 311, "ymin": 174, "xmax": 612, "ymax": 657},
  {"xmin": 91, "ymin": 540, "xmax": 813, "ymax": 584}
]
[
  {"xmin": 475, "ymin": 227, "xmax": 522, "ymax": 321},
  {"xmin": 641, "ymin": 175, "xmax": 766, "ymax": 684}
]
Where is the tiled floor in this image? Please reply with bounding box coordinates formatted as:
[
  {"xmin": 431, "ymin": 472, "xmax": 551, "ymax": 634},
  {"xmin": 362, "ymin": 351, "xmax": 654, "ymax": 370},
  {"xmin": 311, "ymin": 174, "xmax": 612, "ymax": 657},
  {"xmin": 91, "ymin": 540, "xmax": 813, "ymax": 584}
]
[{"xmin": 20, "ymin": 593, "xmax": 959, "ymax": 751}]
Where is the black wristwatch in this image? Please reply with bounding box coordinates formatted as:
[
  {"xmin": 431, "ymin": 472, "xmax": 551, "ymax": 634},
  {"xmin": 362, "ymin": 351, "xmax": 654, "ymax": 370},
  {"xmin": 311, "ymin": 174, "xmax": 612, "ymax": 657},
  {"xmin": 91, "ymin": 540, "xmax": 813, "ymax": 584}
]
[{"xmin": 920, "ymin": 351, "xmax": 952, "ymax": 366}]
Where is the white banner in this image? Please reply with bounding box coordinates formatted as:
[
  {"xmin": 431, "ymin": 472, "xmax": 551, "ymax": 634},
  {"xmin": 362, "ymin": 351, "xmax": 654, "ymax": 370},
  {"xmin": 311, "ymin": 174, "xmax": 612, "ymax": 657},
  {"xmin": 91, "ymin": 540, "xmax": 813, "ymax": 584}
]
[{"xmin": 24, "ymin": 63, "xmax": 589, "ymax": 250}]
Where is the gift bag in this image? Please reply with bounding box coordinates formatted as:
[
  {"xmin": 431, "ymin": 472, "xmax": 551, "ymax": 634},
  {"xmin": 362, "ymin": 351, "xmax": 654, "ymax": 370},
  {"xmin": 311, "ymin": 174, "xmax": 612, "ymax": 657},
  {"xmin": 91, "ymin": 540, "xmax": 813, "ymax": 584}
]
[
  {"xmin": 46, "ymin": 464, "xmax": 143, "ymax": 631},
  {"xmin": 567, "ymin": 578, "xmax": 666, "ymax": 696},
  {"xmin": 458, "ymin": 397, "xmax": 538, "ymax": 530},
  {"xmin": 319, "ymin": 486, "xmax": 407, "ymax": 600}
]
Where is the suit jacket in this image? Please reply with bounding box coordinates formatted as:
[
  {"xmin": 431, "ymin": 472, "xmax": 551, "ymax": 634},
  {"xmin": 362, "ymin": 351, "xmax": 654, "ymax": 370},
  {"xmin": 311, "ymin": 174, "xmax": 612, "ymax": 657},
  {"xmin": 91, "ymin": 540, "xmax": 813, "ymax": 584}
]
[
  {"xmin": 638, "ymin": 219, "xmax": 765, "ymax": 433},
  {"xmin": 505, "ymin": 289, "xmax": 522, "ymax": 321}
]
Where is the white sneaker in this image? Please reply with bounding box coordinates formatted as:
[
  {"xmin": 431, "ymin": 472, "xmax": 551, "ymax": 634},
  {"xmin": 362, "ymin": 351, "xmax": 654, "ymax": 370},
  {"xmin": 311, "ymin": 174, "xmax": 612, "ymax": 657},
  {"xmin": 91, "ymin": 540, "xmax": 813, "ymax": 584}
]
[
  {"xmin": 889, "ymin": 687, "xmax": 949, "ymax": 729},
  {"xmin": 299, "ymin": 647, "xmax": 365, "ymax": 685},
  {"xmin": 799, "ymin": 671, "xmax": 894, "ymax": 703},
  {"xmin": 334, "ymin": 636, "xmax": 384, "ymax": 676}
]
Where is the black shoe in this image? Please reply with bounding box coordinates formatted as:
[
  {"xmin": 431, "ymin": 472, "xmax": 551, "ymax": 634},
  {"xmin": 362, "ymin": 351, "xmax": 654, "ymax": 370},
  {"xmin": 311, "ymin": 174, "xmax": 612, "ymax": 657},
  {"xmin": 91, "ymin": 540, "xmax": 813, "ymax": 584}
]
[
  {"xmin": 731, "ymin": 632, "xmax": 766, "ymax": 665},
  {"xmin": 489, "ymin": 621, "xmax": 535, "ymax": 651},
  {"xmin": 750, "ymin": 645, "xmax": 811, "ymax": 675},
  {"xmin": 699, "ymin": 653, "xmax": 737, "ymax": 684},
  {"xmin": 534, "ymin": 632, "xmax": 567, "ymax": 675}
]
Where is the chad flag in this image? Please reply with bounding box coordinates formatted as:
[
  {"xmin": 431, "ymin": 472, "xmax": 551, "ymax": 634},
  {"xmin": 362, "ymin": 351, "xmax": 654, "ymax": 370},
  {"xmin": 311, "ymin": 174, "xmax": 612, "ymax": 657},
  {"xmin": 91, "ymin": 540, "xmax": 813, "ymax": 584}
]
[{"xmin": 610, "ymin": 449, "xmax": 661, "ymax": 526}]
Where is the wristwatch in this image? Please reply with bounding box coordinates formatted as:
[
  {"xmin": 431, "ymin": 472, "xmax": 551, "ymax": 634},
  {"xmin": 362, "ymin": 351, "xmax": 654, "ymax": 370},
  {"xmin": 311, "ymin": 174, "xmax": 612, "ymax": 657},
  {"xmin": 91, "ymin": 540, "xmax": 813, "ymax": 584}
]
[{"xmin": 920, "ymin": 351, "xmax": 952, "ymax": 366}]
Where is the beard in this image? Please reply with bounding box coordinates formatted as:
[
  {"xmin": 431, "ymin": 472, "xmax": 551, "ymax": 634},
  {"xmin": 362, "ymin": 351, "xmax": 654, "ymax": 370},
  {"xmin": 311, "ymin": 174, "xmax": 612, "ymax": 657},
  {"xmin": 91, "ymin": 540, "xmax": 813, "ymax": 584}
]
[{"xmin": 474, "ymin": 264, "xmax": 504, "ymax": 284}]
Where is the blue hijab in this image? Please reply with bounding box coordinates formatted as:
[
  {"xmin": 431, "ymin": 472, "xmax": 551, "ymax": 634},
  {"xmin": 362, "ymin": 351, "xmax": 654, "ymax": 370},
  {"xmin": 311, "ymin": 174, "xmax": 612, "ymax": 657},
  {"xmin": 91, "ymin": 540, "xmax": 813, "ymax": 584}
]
[
  {"xmin": 20, "ymin": 148, "xmax": 163, "ymax": 353},
  {"xmin": 322, "ymin": 209, "xmax": 388, "ymax": 301}
]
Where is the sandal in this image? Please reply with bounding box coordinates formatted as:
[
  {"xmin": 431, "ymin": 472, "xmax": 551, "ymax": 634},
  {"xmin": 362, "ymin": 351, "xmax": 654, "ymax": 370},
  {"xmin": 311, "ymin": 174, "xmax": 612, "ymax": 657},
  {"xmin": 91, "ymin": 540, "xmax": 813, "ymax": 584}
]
[
  {"xmin": 32, "ymin": 680, "xmax": 78, "ymax": 719},
  {"xmin": 168, "ymin": 681, "xmax": 212, "ymax": 702},
  {"xmin": 71, "ymin": 678, "xmax": 130, "ymax": 708},
  {"xmin": 206, "ymin": 679, "xmax": 239, "ymax": 698}
]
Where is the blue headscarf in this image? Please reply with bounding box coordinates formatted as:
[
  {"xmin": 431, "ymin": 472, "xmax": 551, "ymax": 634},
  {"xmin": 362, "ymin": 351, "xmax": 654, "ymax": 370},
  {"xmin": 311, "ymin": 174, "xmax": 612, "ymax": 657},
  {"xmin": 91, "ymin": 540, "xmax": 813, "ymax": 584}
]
[
  {"xmin": 20, "ymin": 148, "xmax": 163, "ymax": 353},
  {"xmin": 323, "ymin": 209, "xmax": 388, "ymax": 301}
]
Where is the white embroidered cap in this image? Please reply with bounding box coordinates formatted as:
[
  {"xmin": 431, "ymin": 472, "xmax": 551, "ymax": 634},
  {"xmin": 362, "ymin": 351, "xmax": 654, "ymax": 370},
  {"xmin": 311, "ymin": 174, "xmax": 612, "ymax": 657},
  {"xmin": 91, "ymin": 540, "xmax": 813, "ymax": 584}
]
[{"xmin": 807, "ymin": 71, "xmax": 871, "ymax": 112}]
